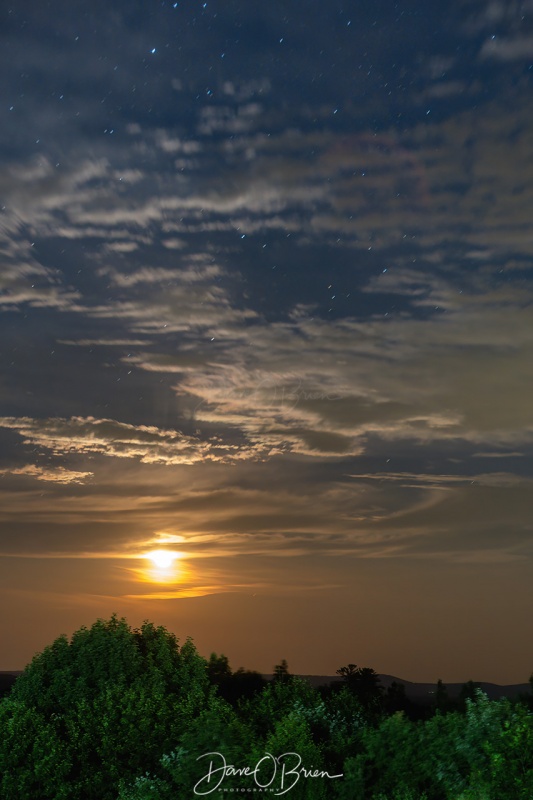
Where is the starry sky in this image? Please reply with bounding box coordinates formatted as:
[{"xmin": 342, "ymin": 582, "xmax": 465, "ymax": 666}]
[{"xmin": 1, "ymin": 0, "xmax": 533, "ymax": 683}]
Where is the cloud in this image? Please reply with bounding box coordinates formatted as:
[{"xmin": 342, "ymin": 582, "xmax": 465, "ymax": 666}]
[
  {"xmin": 3, "ymin": 109, "xmax": 532, "ymax": 465},
  {"xmin": 345, "ymin": 470, "xmax": 529, "ymax": 489},
  {"xmin": 0, "ymin": 1, "xmax": 532, "ymax": 580},
  {"xmin": 0, "ymin": 465, "xmax": 93, "ymax": 484},
  {"xmin": 479, "ymin": 34, "xmax": 533, "ymax": 60},
  {"xmin": 0, "ymin": 416, "xmax": 216, "ymax": 465},
  {"xmin": 98, "ymin": 264, "xmax": 222, "ymax": 288},
  {"xmin": 57, "ymin": 339, "xmax": 150, "ymax": 347},
  {"xmin": 110, "ymin": 276, "xmax": 533, "ymax": 460},
  {"xmin": 0, "ymin": 285, "xmax": 82, "ymax": 311},
  {"xmin": 0, "ymin": 441, "xmax": 530, "ymax": 569}
]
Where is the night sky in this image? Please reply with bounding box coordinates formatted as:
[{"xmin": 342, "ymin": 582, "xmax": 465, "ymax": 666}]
[{"xmin": 1, "ymin": 0, "xmax": 533, "ymax": 683}]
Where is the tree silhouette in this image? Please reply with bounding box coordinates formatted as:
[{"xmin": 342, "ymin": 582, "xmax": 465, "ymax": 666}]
[
  {"xmin": 458, "ymin": 680, "xmax": 482, "ymax": 712},
  {"xmin": 434, "ymin": 678, "xmax": 451, "ymax": 713},
  {"xmin": 206, "ymin": 652, "xmax": 232, "ymax": 685},
  {"xmin": 384, "ymin": 681, "xmax": 409, "ymax": 715},
  {"xmin": 206, "ymin": 654, "xmax": 266, "ymax": 704},
  {"xmin": 272, "ymin": 658, "xmax": 291, "ymax": 684},
  {"xmin": 335, "ymin": 664, "xmax": 383, "ymax": 714}
]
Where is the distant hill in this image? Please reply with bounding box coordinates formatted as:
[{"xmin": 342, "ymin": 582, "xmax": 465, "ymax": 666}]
[{"xmin": 291, "ymin": 674, "xmax": 532, "ymax": 704}]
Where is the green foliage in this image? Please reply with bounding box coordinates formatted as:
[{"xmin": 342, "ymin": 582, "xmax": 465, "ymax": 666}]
[
  {"xmin": 2, "ymin": 616, "xmax": 532, "ymax": 800},
  {"xmin": 456, "ymin": 690, "xmax": 533, "ymax": 799},
  {"xmin": 339, "ymin": 690, "xmax": 533, "ymax": 800},
  {"xmin": 0, "ymin": 698, "xmax": 73, "ymax": 800},
  {"xmin": 241, "ymin": 673, "xmax": 320, "ymax": 740},
  {"xmin": 256, "ymin": 713, "xmax": 333, "ymax": 799},
  {"xmin": 339, "ymin": 712, "xmax": 426, "ymax": 800},
  {"xmin": 0, "ymin": 615, "xmax": 209, "ymax": 800},
  {"xmin": 161, "ymin": 695, "xmax": 256, "ymax": 794},
  {"xmin": 118, "ymin": 773, "xmax": 170, "ymax": 800},
  {"xmin": 240, "ymin": 678, "xmax": 351, "ymax": 797},
  {"xmin": 422, "ymin": 709, "xmax": 469, "ymax": 796},
  {"xmin": 118, "ymin": 696, "xmax": 256, "ymax": 798},
  {"xmin": 301, "ymin": 686, "xmax": 365, "ymax": 771}
]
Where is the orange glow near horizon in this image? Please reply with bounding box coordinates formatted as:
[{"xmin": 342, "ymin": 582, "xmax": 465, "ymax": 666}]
[{"xmin": 131, "ymin": 550, "xmax": 188, "ymax": 585}]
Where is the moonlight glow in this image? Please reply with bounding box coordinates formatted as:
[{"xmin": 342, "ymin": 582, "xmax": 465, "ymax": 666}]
[{"xmin": 146, "ymin": 550, "xmax": 178, "ymax": 569}]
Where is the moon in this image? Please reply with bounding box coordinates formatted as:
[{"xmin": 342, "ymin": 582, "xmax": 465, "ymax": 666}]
[{"xmin": 146, "ymin": 550, "xmax": 177, "ymax": 569}]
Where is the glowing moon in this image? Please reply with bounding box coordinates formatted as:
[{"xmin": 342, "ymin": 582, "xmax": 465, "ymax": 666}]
[{"xmin": 146, "ymin": 550, "xmax": 177, "ymax": 569}]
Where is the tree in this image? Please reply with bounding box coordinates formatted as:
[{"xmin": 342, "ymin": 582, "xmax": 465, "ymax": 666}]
[
  {"xmin": 206, "ymin": 653, "xmax": 266, "ymax": 704},
  {"xmin": 341, "ymin": 712, "xmax": 424, "ymax": 799},
  {"xmin": 434, "ymin": 678, "xmax": 450, "ymax": 714},
  {"xmin": 524, "ymin": 675, "xmax": 533, "ymax": 713},
  {"xmin": 272, "ymin": 658, "xmax": 291, "ymax": 684},
  {"xmin": 118, "ymin": 695, "xmax": 256, "ymax": 799},
  {"xmin": 384, "ymin": 681, "xmax": 410, "ymax": 716},
  {"xmin": 311, "ymin": 686, "xmax": 366, "ymax": 771},
  {"xmin": 242, "ymin": 674, "xmax": 319, "ymax": 741},
  {"xmin": 336, "ymin": 663, "xmax": 359, "ymax": 681},
  {"xmin": 223, "ymin": 667, "xmax": 267, "ymax": 704},
  {"xmin": 0, "ymin": 615, "xmax": 209, "ymax": 800},
  {"xmin": 457, "ymin": 691, "xmax": 533, "ymax": 799},
  {"xmin": 0, "ymin": 699, "xmax": 73, "ymax": 800},
  {"xmin": 254, "ymin": 713, "xmax": 332, "ymax": 799},
  {"xmin": 422, "ymin": 709, "xmax": 469, "ymax": 797},
  {"xmin": 458, "ymin": 679, "xmax": 482, "ymax": 712},
  {"xmin": 335, "ymin": 664, "xmax": 384, "ymax": 717},
  {"xmin": 206, "ymin": 652, "xmax": 232, "ymax": 685}
]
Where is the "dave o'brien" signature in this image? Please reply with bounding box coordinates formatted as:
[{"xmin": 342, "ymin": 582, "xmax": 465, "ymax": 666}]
[{"xmin": 193, "ymin": 751, "xmax": 343, "ymax": 795}]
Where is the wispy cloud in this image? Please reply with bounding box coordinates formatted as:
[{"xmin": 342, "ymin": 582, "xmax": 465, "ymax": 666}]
[
  {"xmin": 0, "ymin": 416, "xmax": 215, "ymax": 465},
  {"xmin": 0, "ymin": 465, "xmax": 93, "ymax": 484}
]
